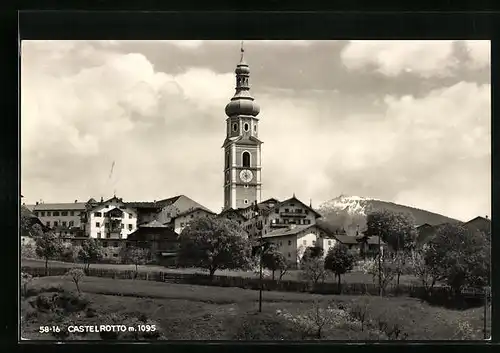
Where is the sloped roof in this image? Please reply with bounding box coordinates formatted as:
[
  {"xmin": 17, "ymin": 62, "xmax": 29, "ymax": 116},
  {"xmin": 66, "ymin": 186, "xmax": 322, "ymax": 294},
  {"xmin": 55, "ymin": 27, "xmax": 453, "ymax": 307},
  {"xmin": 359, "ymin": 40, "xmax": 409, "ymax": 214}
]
[
  {"xmin": 139, "ymin": 220, "xmax": 168, "ymax": 228},
  {"xmin": 218, "ymin": 208, "xmax": 249, "ymax": 220},
  {"xmin": 32, "ymin": 202, "xmax": 87, "ymax": 211},
  {"xmin": 262, "ymin": 224, "xmax": 313, "ymax": 239},
  {"xmin": 21, "ymin": 205, "xmax": 37, "ymax": 219},
  {"xmin": 126, "ymin": 201, "xmax": 161, "ymax": 209},
  {"xmin": 176, "ymin": 207, "xmax": 216, "ymax": 218}
]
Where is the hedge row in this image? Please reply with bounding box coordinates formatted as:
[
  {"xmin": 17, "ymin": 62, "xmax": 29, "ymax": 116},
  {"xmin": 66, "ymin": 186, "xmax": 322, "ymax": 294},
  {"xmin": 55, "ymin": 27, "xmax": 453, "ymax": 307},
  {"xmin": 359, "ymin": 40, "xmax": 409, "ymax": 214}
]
[{"xmin": 21, "ymin": 265, "xmax": 485, "ymax": 300}]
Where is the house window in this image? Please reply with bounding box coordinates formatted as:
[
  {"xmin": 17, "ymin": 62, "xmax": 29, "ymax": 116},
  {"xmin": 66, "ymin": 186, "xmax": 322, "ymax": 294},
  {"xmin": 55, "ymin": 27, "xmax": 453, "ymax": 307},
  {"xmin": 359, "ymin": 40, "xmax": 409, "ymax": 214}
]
[
  {"xmin": 120, "ymin": 206, "xmax": 125, "ymax": 209},
  {"xmin": 46, "ymin": 221, "xmax": 50, "ymax": 227},
  {"xmin": 328, "ymin": 240, "xmax": 332, "ymax": 246},
  {"xmin": 40, "ymin": 211, "xmax": 45, "ymax": 217},
  {"xmin": 113, "ymin": 241, "xmax": 119, "ymax": 247},
  {"xmin": 290, "ymin": 203, "xmax": 295, "ymax": 207},
  {"xmin": 94, "ymin": 212, "xmax": 102, "ymax": 217},
  {"xmin": 62, "ymin": 221, "xmax": 67, "ymax": 227},
  {"xmin": 46, "ymin": 211, "xmax": 51, "ymax": 216},
  {"xmin": 97, "ymin": 232, "xmax": 101, "ymax": 238},
  {"xmin": 70, "ymin": 211, "xmax": 74, "ymax": 216},
  {"xmin": 54, "ymin": 221, "xmax": 58, "ymax": 227},
  {"xmin": 180, "ymin": 222, "xmax": 185, "ymax": 227},
  {"xmin": 285, "ymin": 209, "xmax": 289, "ymax": 213},
  {"xmin": 121, "ymin": 224, "xmax": 124, "ymax": 229},
  {"xmin": 96, "ymin": 222, "xmax": 100, "ymax": 227},
  {"xmin": 244, "ymin": 185, "xmax": 249, "ymax": 188},
  {"xmin": 190, "ymin": 214, "xmax": 194, "ymax": 218},
  {"xmin": 242, "ymin": 152, "xmax": 250, "ymax": 168},
  {"xmin": 69, "ymin": 232, "xmax": 73, "ymax": 236},
  {"xmin": 128, "ymin": 224, "xmax": 133, "ymax": 231},
  {"xmin": 279, "ymin": 241, "xmax": 282, "ymax": 247},
  {"xmin": 69, "ymin": 221, "xmax": 74, "ymax": 227},
  {"xmin": 103, "ymin": 241, "xmax": 108, "ymax": 247},
  {"xmin": 244, "ymin": 123, "xmax": 250, "ymax": 132},
  {"xmin": 288, "ymin": 253, "xmax": 291, "ymax": 258},
  {"xmin": 53, "ymin": 211, "xmax": 60, "ymax": 216},
  {"xmin": 113, "ymin": 254, "xmax": 118, "ymax": 258},
  {"xmin": 288, "ymin": 240, "xmax": 292, "ymax": 246},
  {"xmin": 303, "ymin": 240, "xmax": 307, "ymax": 245},
  {"xmin": 62, "ymin": 211, "xmax": 68, "ymax": 216},
  {"xmin": 129, "ymin": 213, "xmax": 133, "ymax": 219},
  {"xmin": 312, "ymin": 240, "xmax": 316, "ymax": 245}
]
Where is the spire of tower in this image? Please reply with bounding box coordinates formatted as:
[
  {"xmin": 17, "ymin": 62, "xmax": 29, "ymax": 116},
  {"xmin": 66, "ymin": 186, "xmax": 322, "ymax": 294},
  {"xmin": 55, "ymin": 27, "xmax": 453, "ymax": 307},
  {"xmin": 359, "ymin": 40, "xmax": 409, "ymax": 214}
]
[{"xmin": 225, "ymin": 43, "xmax": 260, "ymax": 118}]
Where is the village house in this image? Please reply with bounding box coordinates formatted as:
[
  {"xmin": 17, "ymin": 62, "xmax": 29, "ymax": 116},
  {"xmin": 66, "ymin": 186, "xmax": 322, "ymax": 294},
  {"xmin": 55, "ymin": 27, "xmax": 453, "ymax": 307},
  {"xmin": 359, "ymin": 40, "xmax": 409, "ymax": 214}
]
[{"xmin": 127, "ymin": 220, "xmax": 181, "ymax": 266}]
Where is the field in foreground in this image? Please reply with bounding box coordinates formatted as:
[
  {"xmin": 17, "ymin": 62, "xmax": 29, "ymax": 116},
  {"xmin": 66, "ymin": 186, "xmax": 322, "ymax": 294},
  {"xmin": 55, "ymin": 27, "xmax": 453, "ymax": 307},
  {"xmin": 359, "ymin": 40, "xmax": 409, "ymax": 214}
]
[
  {"xmin": 21, "ymin": 258, "xmax": 418, "ymax": 284},
  {"xmin": 21, "ymin": 276, "xmax": 489, "ymax": 340}
]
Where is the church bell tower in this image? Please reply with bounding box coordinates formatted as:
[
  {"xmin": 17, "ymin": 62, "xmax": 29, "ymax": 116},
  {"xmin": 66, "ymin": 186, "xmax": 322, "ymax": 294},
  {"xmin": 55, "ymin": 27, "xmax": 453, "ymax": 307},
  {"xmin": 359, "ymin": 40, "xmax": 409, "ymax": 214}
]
[{"xmin": 222, "ymin": 42, "xmax": 262, "ymax": 210}]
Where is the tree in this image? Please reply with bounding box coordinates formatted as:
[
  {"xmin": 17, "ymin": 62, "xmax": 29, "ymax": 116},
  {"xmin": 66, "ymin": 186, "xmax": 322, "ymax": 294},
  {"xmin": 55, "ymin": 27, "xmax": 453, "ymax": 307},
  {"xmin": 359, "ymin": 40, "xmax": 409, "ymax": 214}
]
[
  {"xmin": 66, "ymin": 268, "xmax": 85, "ymax": 293},
  {"xmin": 361, "ymin": 257, "xmax": 396, "ymax": 296},
  {"xmin": 261, "ymin": 243, "xmax": 289, "ymax": 281},
  {"xmin": 408, "ymin": 249, "xmax": 440, "ymax": 295},
  {"xmin": 324, "ymin": 244, "xmax": 355, "ymax": 293},
  {"xmin": 366, "ymin": 210, "xmax": 417, "ymax": 253},
  {"xmin": 366, "ymin": 210, "xmax": 417, "ymax": 290},
  {"xmin": 301, "ymin": 257, "xmax": 328, "ymax": 288},
  {"xmin": 424, "ymin": 223, "xmax": 490, "ymax": 296},
  {"xmin": 78, "ymin": 238, "xmax": 104, "ymax": 273},
  {"xmin": 122, "ymin": 246, "xmax": 150, "ymax": 275},
  {"xmin": 301, "ymin": 246, "xmax": 324, "ymax": 264},
  {"xmin": 177, "ymin": 217, "xmax": 252, "ymax": 279},
  {"xmin": 35, "ymin": 231, "xmax": 64, "ymax": 275}
]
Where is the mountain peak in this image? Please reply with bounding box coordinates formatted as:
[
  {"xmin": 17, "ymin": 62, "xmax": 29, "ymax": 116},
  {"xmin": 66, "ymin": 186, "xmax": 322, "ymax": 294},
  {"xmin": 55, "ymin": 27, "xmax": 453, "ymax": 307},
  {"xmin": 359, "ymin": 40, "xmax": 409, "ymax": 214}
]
[{"xmin": 316, "ymin": 194, "xmax": 461, "ymax": 236}]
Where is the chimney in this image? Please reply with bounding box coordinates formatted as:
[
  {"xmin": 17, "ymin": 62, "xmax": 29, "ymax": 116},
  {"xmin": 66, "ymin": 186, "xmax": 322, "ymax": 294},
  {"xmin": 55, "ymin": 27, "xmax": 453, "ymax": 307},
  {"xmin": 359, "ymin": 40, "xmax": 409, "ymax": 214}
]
[
  {"xmin": 100, "ymin": 196, "xmax": 104, "ymax": 202},
  {"xmin": 36, "ymin": 201, "xmax": 39, "ymax": 205},
  {"xmin": 74, "ymin": 199, "xmax": 78, "ymax": 203}
]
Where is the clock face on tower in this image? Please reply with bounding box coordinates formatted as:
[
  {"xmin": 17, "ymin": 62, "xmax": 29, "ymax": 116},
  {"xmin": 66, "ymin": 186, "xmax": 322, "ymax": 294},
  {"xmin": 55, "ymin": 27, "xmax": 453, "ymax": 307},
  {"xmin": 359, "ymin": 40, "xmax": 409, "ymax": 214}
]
[{"xmin": 239, "ymin": 169, "xmax": 253, "ymax": 183}]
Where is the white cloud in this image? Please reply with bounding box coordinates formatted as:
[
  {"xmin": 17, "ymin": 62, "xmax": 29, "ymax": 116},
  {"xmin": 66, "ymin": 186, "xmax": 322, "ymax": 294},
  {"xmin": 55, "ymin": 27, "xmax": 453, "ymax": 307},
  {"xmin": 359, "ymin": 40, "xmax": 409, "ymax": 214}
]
[
  {"xmin": 464, "ymin": 40, "xmax": 490, "ymax": 69},
  {"xmin": 341, "ymin": 40, "xmax": 458, "ymax": 78},
  {"xmin": 21, "ymin": 40, "xmax": 490, "ymax": 221}
]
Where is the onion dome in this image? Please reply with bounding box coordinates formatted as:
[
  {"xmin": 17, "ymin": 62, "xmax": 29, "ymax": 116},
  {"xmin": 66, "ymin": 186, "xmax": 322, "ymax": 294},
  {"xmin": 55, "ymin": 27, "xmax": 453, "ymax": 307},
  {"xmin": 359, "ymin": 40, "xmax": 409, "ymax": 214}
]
[{"xmin": 225, "ymin": 41, "xmax": 260, "ymax": 117}]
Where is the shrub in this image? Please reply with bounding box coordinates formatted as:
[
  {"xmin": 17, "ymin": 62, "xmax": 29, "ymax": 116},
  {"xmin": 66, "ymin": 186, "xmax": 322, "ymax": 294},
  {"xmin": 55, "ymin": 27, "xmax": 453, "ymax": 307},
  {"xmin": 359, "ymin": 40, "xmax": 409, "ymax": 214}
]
[
  {"xmin": 52, "ymin": 291, "xmax": 91, "ymax": 313},
  {"xmin": 21, "ymin": 242, "xmax": 38, "ymax": 259},
  {"xmin": 85, "ymin": 307, "xmax": 97, "ymax": 318},
  {"xmin": 348, "ymin": 298, "xmax": 371, "ymax": 332},
  {"xmin": 21, "ymin": 272, "xmax": 33, "ymax": 297},
  {"xmin": 34, "ymin": 293, "xmax": 56, "ymax": 312},
  {"xmin": 232, "ymin": 312, "xmax": 303, "ymax": 340},
  {"xmin": 276, "ymin": 301, "xmax": 350, "ymax": 339},
  {"xmin": 25, "ymin": 284, "xmax": 64, "ymax": 298}
]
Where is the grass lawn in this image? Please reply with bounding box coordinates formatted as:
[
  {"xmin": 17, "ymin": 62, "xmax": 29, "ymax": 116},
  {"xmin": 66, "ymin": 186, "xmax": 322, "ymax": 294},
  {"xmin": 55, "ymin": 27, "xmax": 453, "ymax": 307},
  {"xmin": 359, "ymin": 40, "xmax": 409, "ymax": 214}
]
[
  {"xmin": 20, "ymin": 275, "xmax": 489, "ymax": 341},
  {"xmin": 21, "ymin": 258, "xmax": 418, "ymax": 285}
]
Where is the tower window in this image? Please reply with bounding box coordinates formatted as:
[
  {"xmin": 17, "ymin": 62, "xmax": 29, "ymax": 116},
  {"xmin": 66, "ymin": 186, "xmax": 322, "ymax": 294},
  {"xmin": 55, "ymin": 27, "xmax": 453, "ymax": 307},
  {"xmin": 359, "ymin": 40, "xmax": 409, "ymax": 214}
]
[
  {"xmin": 242, "ymin": 151, "xmax": 250, "ymax": 167},
  {"xmin": 232, "ymin": 123, "xmax": 238, "ymax": 132},
  {"xmin": 244, "ymin": 123, "xmax": 249, "ymax": 132},
  {"xmin": 244, "ymin": 199, "xmax": 249, "ymax": 205},
  {"xmin": 254, "ymin": 125, "xmax": 257, "ymax": 132}
]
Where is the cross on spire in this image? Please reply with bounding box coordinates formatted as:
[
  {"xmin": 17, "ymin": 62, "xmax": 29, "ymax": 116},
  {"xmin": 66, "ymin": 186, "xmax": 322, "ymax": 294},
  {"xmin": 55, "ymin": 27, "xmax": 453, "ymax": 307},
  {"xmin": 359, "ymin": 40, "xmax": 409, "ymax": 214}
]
[{"xmin": 240, "ymin": 40, "xmax": 245, "ymax": 61}]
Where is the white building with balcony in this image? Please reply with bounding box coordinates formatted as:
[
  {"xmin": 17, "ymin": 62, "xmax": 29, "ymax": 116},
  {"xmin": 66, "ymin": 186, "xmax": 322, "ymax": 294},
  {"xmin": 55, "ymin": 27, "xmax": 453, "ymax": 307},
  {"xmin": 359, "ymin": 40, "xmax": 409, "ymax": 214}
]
[{"xmin": 85, "ymin": 196, "xmax": 138, "ymax": 240}]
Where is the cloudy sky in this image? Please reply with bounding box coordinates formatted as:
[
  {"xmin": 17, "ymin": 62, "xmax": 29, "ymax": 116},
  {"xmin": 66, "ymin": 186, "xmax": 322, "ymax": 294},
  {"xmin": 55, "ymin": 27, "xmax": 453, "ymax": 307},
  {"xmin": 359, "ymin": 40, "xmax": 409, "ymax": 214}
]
[{"xmin": 21, "ymin": 40, "xmax": 490, "ymax": 221}]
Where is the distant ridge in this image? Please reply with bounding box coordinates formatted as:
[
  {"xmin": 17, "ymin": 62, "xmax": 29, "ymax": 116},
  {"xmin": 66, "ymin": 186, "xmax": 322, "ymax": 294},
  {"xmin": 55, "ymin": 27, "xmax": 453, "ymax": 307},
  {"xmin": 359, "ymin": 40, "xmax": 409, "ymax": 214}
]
[{"xmin": 316, "ymin": 195, "xmax": 461, "ymax": 235}]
